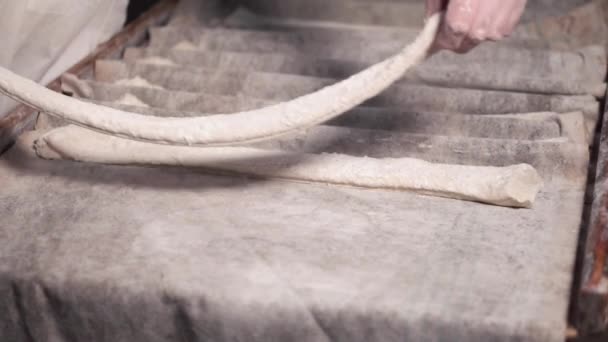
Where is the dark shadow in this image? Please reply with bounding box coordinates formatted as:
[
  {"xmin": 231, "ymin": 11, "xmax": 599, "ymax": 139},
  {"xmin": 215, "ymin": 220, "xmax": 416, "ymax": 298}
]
[
  {"xmin": 568, "ymin": 90, "xmax": 607, "ymax": 333},
  {"xmin": 127, "ymin": 0, "xmax": 162, "ymax": 24}
]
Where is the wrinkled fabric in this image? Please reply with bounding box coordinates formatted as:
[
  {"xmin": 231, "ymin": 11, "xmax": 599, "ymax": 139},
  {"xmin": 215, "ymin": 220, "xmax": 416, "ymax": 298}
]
[{"xmin": 0, "ymin": 0, "xmax": 128, "ymax": 117}]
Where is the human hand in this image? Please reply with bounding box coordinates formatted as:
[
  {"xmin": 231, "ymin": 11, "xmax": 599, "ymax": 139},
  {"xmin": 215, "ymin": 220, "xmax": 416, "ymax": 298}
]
[{"xmin": 426, "ymin": 0, "xmax": 527, "ymax": 53}]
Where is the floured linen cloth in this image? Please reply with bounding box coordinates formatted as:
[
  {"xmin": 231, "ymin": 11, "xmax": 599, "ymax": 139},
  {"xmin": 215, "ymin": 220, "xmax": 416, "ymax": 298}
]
[{"xmin": 0, "ymin": 0, "xmax": 128, "ymax": 117}]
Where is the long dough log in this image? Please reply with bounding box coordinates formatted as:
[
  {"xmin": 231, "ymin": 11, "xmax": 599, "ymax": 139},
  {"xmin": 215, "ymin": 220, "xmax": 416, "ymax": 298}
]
[
  {"xmin": 33, "ymin": 125, "xmax": 543, "ymax": 208},
  {"xmin": 0, "ymin": 15, "xmax": 440, "ymax": 146}
]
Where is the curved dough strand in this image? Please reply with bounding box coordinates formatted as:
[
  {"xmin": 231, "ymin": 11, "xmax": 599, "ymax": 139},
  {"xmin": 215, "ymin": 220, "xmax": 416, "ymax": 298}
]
[
  {"xmin": 0, "ymin": 15, "xmax": 440, "ymax": 147},
  {"xmin": 33, "ymin": 125, "xmax": 543, "ymax": 208}
]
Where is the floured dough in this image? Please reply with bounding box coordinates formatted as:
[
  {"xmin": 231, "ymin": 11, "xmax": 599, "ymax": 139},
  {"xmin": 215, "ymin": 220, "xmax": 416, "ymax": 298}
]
[
  {"xmin": 115, "ymin": 76, "xmax": 164, "ymax": 90},
  {"xmin": 173, "ymin": 41, "xmax": 199, "ymax": 51},
  {"xmin": 115, "ymin": 93, "xmax": 150, "ymax": 107},
  {"xmin": 33, "ymin": 125, "xmax": 543, "ymax": 208},
  {"xmin": 138, "ymin": 57, "xmax": 177, "ymax": 66},
  {"xmin": 0, "ymin": 15, "xmax": 440, "ymax": 146}
]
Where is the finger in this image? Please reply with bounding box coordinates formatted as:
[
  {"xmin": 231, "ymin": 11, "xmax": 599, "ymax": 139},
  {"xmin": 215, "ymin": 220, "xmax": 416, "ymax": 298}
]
[
  {"xmin": 454, "ymin": 36, "xmax": 479, "ymax": 53},
  {"xmin": 433, "ymin": 25, "xmax": 462, "ymax": 51},
  {"xmin": 499, "ymin": 0, "xmax": 527, "ymax": 36},
  {"xmin": 469, "ymin": 0, "xmax": 505, "ymax": 41},
  {"xmin": 445, "ymin": 0, "xmax": 477, "ymax": 33},
  {"xmin": 489, "ymin": 0, "xmax": 516, "ymax": 39},
  {"xmin": 437, "ymin": 0, "xmax": 478, "ymax": 51}
]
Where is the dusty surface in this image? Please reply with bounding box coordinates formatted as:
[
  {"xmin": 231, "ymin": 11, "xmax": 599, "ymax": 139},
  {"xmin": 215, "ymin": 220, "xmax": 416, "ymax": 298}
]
[{"xmin": 0, "ymin": 135, "xmax": 587, "ymax": 342}]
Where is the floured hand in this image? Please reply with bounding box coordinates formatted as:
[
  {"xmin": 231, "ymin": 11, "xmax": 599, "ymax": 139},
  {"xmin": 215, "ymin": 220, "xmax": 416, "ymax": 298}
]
[{"xmin": 426, "ymin": 0, "xmax": 527, "ymax": 53}]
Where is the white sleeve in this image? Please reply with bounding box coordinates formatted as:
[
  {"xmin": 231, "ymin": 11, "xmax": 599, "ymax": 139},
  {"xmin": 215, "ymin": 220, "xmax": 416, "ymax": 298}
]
[{"xmin": 0, "ymin": 0, "xmax": 128, "ymax": 117}]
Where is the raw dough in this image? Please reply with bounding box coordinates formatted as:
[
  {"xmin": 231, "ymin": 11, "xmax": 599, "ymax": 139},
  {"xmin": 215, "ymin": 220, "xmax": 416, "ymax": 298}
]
[
  {"xmin": 138, "ymin": 57, "xmax": 177, "ymax": 66},
  {"xmin": 115, "ymin": 93, "xmax": 150, "ymax": 107},
  {"xmin": 33, "ymin": 125, "xmax": 543, "ymax": 208},
  {"xmin": 0, "ymin": 15, "xmax": 440, "ymax": 146},
  {"xmin": 173, "ymin": 41, "xmax": 199, "ymax": 50},
  {"xmin": 115, "ymin": 76, "xmax": 164, "ymax": 89}
]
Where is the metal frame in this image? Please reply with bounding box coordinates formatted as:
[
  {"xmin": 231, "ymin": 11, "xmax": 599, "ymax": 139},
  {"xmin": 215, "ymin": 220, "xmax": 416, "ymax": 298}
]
[{"xmin": 577, "ymin": 88, "xmax": 608, "ymax": 336}]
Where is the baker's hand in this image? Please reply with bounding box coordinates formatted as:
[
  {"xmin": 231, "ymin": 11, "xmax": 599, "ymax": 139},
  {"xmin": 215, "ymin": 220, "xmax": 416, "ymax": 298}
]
[{"xmin": 426, "ymin": 0, "xmax": 527, "ymax": 53}]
